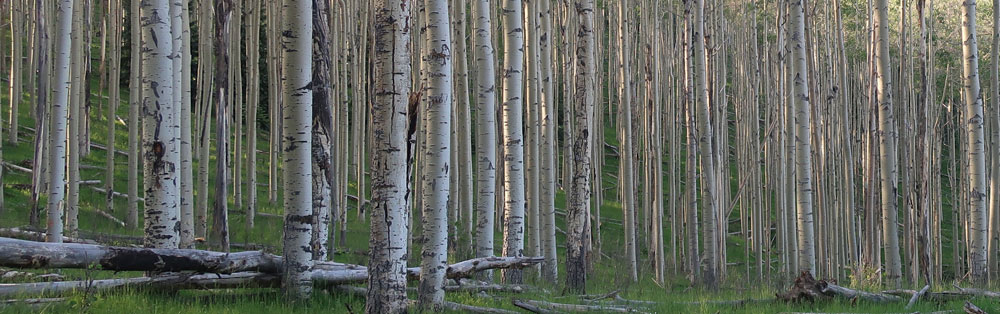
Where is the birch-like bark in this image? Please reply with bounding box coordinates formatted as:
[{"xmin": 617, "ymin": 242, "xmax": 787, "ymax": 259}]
[
  {"xmin": 990, "ymin": 0, "xmax": 1000, "ymax": 280},
  {"xmin": 309, "ymin": 0, "xmax": 333, "ymax": 262},
  {"xmin": 693, "ymin": 0, "xmax": 719, "ymax": 289},
  {"xmin": 46, "ymin": 0, "xmax": 74, "ymax": 243},
  {"xmin": 281, "ymin": 0, "xmax": 313, "ymax": 301},
  {"xmin": 367, "ymin": 0, "xmax": 411, "ymax": 312},
  {"xmin": 127, "ymin": 0, "xmax": 141, "ymax": 230},
  {"xmin": 472, "ymin": 0, "xmax": 498, "ymax": 281},
  {"xmin": 66, "ymin": 0, "xmax": 83, "ymax": 238},
  {"xmin": 538, "ymin": 0, "xmax": 558, "ymax": 283},
  {"xmin": 28, "ymin": 0, "xmax": 49, "ymax": 227},
  {"xmin": 212, "ymin": 0, "xmax": 231, "ymax": 252},
  {"xmin": 417, "ymin": 0, "xmax": 452, "ymax": 306},
  {"xmin": 500, "ymin": 0, "xmax": 526, "ymax": 285},
  {"xmin": 140, "ymin": 0, "xmax": 179, "ymax": 249},
  {"xmin": 196, "ymin": 2, "xmax": 214, "ymax": 239},
  {"xmin": 567, "ymin": 0, "xmax": 595, "ymax": 293},
  {"xmin": 246, "ymin": 0, "xmax": 261, "ymax": 230},
  {"xmin": 788, "ymin": 0, "xmax": 815, "ymax": 276},
  {"xmin": 105, "ymin": 0, "xmax": 122, "ymax": 220},
  {"xmin": 960, "ymin": 0, "xmax": 989, "ymax": 285},
  {"xmin": 174, "ymin": 0, "xmax": 194, "ymax": 249},
  {"xmin": 874, "ymin": 0, "xmax": 902, "ymax": 288},
  {"xmin": 616, "ymin": 0, "xmax": 637, "ymax": 283},
  {"xmin": 452, "ymin": 0, "xmax": 474, "ymax": 257},
  {"xmin": 8, "ymin": 0, "xmax": 21, "ymax": 146}
]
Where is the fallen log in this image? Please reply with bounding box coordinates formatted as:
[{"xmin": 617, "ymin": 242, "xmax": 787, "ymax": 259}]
[
  {"xmin": 89, "ymin": 186, "xmax": 143, "ymax": 202},
  {"xmin": 0, "ymin": 269, "xmax": 64, "ymax": 282},
  {"xmin": 440, "ymin": 301, "xmax": 519, "ymax": 314},
  {"xmin": 444, "ymin": 284, "xmax": 524, "ymax": 293},
  {"xmin": 0, "ymin": 272, "xmax": 280, "ymax": 297},
  {"xmin": 94, "ymin": 209, "xmax": 126, "ymax": 227},
  {"xmin": 964, "ymin": 301, "xmax": 986, "ymax": 314},
  {"xmin": 820, "ymin": 283, "xmax": 902, "ymax": 303},
  {"xmin": 677, "ymin": 298, "xmax": 771, "ymax": 306},
  {"xmin": 0, "ymin": 228, "xmax": 98, "ymax": 244},
  {"xmin": 954, "ymin": 286, "xmax": 1000, "ymax": 298},
  {"xmin": 905, "ymin": 285, "xmax": 930, "ymax": 310},
  {"xmin": 512, "ymin": 299, "xmax": 558, "ymax": 314},
  {"xmin": 0, "ymin": 297, "xmax": 67, "ymax": 307},
  {"xmin": 515, "ymin": 299, "xmax": 641, "ymax": 313}
]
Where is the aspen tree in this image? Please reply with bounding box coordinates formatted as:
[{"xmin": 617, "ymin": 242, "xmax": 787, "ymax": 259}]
[
  {"xmin": 246, "ymin": 0, "xmax": 261, "ymax": 230},
  {"xmin": 281, "ymin": 0, "xmax": 313, "ymax": 301},
  {"xmin": 66, "ymin": 0, "xmax": 83, "ymax": 237},
  {"xmin": 874, "ymin": 0, "xmax": 902, "ymax": 288},
  {"xmin": 452, "ymin": 0, "xmax": 474, "ymax": 257},
  {"xmin": 127, "ymin": 0, "xmax": 141, "ymax": 229},
  {"xmin": 538, "ymin": 0, "xmax": 558, "ymax": 282},
  {"xmin": 692, "ymin": 0, "xmax": 719, "ymax": 289},
  {"xmin": 617, "ymin": 0, "xmax": 638, "ymax": 282},
  {"xmin": 196, "ymin": 0, "xmax": 214, "ymax": 239},
  {"xmin": 29, "ymin": 0, "xmax": 49, "ymax": 228},
  {"xmin": 140, "ymin": 0, "xmax": 179, "ymax": 249},
  {"xmin": 309, "ymin": 0, "xmax": 333, "ymax": 262},
  {"xmin": 47, "ymin": 0, "xmax": 74, "ymax": 243},
  {"xmin": 960, "ymin": 0, "xmax": 989, "ymax": 285},
  {"xmin": 567, "ymin": 0, "xmax": 595, "ymax": 293},
  {"xmin": 213, "ymin": 0, "xmax": 232, "ymax": 252},
  {"xmin": 789, "ymin": 0, "xmax": 816, "ymax": 276},
  {"xmin": 473, "ymin": 0, "xmax": 498, "ymax": 280},
  {"xmin": 989, "ymin": 0, "xmax": 1000, "ymax": 279},
  {"xmin": 417, "ymin": 0, "xmax": 453, "ymax": 305},
  {"xmin": 105, "ymin": 0, "xmax": 122, "ymax": 218},
  {"xmin": 367, "ymin": 0, "xmax": 411, "ymax": 312},
  {"xmin": 500, "ymin": 0, "xmax": 526, "ymax": 285},
  {"xmin": 174, "ymin": 0, "xmax": 195, "ymax": 249},
  {"xmin": 8, "ymin": 0, "xmax": 21, "ymax": 146}
]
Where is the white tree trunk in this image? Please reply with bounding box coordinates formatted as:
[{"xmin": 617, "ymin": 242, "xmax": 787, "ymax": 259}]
[
  {"xmin": 368, "ymin": 0, "xmax": 411, "ymax": 312},
  {"xmin": 280, "ymin": 0, "xmax": 313, "ymax": 301},
  {"xmin": 990, "ymin": 0, "xmax": 1000, "ymax": 280},
  {"xmin": 538, "ymin": 0, "xmax": 557, "ymax": 283},
  {"xmin": 788, "ymin": 0, "xmax": 815, "ymax": 276},
  {"xmin": 46, "ymin": 0, "xmax": 74, "ymax": 243},
  {"xmin": 173, "ymin": 0, "xmax": 194, "ymax": 249},
  {"xmin": 127, "ymin": 0, "xmax": 141, "ymax": 230},
  {"xmin": 960, "ymin": 0, "xmax": 989, "ymax": 284},
  {"xmin": 472, "ymin": 0, "xmax": 498, "ymax": 281},
  {"xmin": 874, "ymin": 0, "xmax": 902, "ymax": 288},
  {"xmin": 65, "ymin": 0, "xmax": 82, "ymax": 238},
  {"xmin": 309, "ymin": 0, "xmax": 333, "ymax": 262},
  {"xmin": 616, "ymin": 0, "xmax": 637, "ymax": 283},
  {"xmin": 417, "ymin": 0, "xmax": 453, "ymax": 307},
  {"xmin": 500, "ymin": 0, "xmax": 526, "ymax": 285},
  {"xmin": 567, "ymin": 0, "xmax": 595, "ymax": 293},
  {"xmin": 693, "ymin": 0, "xmax": 718, "ymax": 288},
  {"xmin": 140, "ymin": 0, "xmax": 179, "ymax": 249}
]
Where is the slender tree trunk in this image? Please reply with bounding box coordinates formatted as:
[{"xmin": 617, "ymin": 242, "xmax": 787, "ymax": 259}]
[
  {"xmin": 538, "ymin": 0, "xmax": 557, "ymax": 283},
  {"xmin": 473, "ymin": 0, "xmax": 498, "ymax": 281},
  {"xmin": 246, "ymin": 0, "xmax": 261, "ymax": 230},
  {"xmin": 960, "ymin": 0, "xmax": 989, "ymax": 285},
  {"xmin": 309, "ymin": 0, "xmax": 333, "ymax": 262},
  {"xmin": 567, "ymin": 0, "xmax": 595, "ymax": 293},
  {"xmin": 500, "ymin": 0, "xmax": 526, "ymax": 285},
  {"xmin": 65, "ymin": 0, "xmax": 84, "ymax": 238},
  {"xmin": 29, "ymin": 0, "xmax": 48, "ymax": 228},
  {"xmin": 105, "ymin": 0, "xmax": 122, "ymax": 221},
  {"xmin": 789, "ymin": 0, "xmax": 816, "ymax": 276},
  {"xmin": 281, "ymin": 0, "xmax": 313, "ymax": 300},
  {"xmin": 990, "ymin": 0, "xmax": 1000, "ymax": 281},
  {"xmin": 212, "ymin": 0, "xmax": 232, "ymax": 252},
  {"xmin": 140, "ymin": 0, "xmax": 179, "ymax": 249},
  {"xmin": 692, "ymin": 0, "xmax": 718, "ymax": 289},
  {"xmin": 367, "ymin": 0, "xmax": 411, "ymax": 312},
  {"xmin": 127, "ymin": 0, "xmax": 141, "ymax": 230},
  {"xmin": 196, "ymin": 1, "xmax": 214, "ymax": 239},
  {"xmin": 46, "ymin": 0, "xmax": 74, "ymax": 243},
  {"xmin": 175, "ymin": 0, "xmax": 194, "ymax": 249},
  {"xmin": 8, "ymin": 0, "xmax": 21, "ymax": 146},
  {"xmin": 874, "ymin": 0, "xmax": 902, "ymax": 288},
  {"xmin": 616, "ymin": 0, "xmax": 637, "ymax": 283}
]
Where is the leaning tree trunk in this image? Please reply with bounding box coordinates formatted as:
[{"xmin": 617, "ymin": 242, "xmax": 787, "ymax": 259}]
[
  {"xmin": 417, "ymin": 0, "xmax": 453, "ymax": 308},
  {"xmin": 472, "ymin": 0, "xmax": 498, "ymax": 281},
  {"xmin": 46, "ymin": 0, "xmax": 74, "ymax": 243},
  {"xmin": 567, "ymin": 0, "xmax": 596, "ymax": 293},
  {"xmin": 500, "ymin": 0, "xmax": 526, "ymax": 286},
  {"xmin": 960, "ymin": 0, "xmax": 989, "ymax": 285},
  {"xmin": 367, "ymin": 0, "xmax": 412, "ymax": 313},
  {"xmin": 141, "ymin": 0, "xmax": 180, "ymax": 249},
  {"xmin": 212, "ymin": 0, "xmax": 232, "ymax": 252},
  {"xmin": 789, "ymin": 0, "xmax": 816, "ymax": 276},
  {"xmin": 874, "ymin": 0, "xmax": 902, "ymax": 288}
]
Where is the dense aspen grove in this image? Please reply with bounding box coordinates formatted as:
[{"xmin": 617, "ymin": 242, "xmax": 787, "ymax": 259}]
[{"xmin": 4, "ymin": 0, "xmax": 1000, "ymax": 313}]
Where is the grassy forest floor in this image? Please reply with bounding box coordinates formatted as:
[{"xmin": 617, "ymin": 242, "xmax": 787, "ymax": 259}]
[{"xmin": 1, "ymin": 77, "xmax": 999, "ymax": 313}]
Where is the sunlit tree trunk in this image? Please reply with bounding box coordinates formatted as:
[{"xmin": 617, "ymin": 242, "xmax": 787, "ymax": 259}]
[
  {"xmin": 789, "ymin": 0, "xmax": 816, "ymax": 276},
  {"xmin": 65, "ymin": 0, "xmax": 83, "ymax": 238},
  {"xmin": 500, "ymin": 0, "xmax": 526, "ymax": 285},
  {"xmin": 472, "ymin": 0, "xmax": 498, "ymax": 281},
  {"xmin": 567, "ymin": 0, "xmax": 595, "ymax": 293},
  {"xmin": 692, "ymin": 0, "xmax": 719, "ymax": 289},
  {"xmin": 960, "ymin": 0, "xmax": 989, "ymax": 285},
  {"xmin": 281, "ymin": 0, "xmax": 313, "ymax": 301},
  {"xmin": 8, "ymin": 0, "xmax": 22, "ymax": 146},
  {"xmin": 538, "ymin": 0, "xmax": 558, "ymax": 283},
  {"xmin": 616, "ymin": 0, "xmax": 637, "ymax": 283},
  {"xmin": 46, "ymin": 0, "xmax": 73, "ymax": 243},
  {"xmin": 874, "ymin": 0, "xmax": 902, "ymax": 288},
  {"xmin": 367, "ymin": 0, "xmax": 411, "ymax": 312},
  {"xmin": 140, "ymin": 0, "xmax": 179, "ymax": 249}
]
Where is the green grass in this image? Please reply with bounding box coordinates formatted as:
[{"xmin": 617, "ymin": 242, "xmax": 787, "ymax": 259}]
[{"xmin": 1, "ymin": 68, "xmax": 998, "ymax": 313}]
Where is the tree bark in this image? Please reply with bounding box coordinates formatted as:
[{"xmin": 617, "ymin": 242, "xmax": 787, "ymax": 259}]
[
  {"xmin": 960, "ymin": 0, "xmax": 989, "ymax": 285},
  {"xmin": 45, "ymin": 0, "xmax": 73, "ymax": 243},
  {"xmin": 175, "ymin": 0, "xmax": 195, "ymax": 249},
  {"xmin": 472, "ymin": 0, "xmax": 498, "ymax": 282},
  {"xmin": 788, "ymin": 0, "xmax": 816, "ymax": 276},
  {"xmin": 693, "ymin": 0, "xmax": 719, "ymax": 288},
  {"xmin": 368, "ymin": 0, "xmax": 412, "ymax": 312},
  {"xmin": 874, "ymin": 0, "xmax": 902, "ymax": 288},
  {"xmin": 212, "ymin": 0, "xmax": 232, "ymax": 252},
  {"xmin": 538, "ymin": 0, "xmax": 558, "ymax": 283},
  {"xmin": 616, "ymin": 0, "xmax": 637, "ymax": 283},
  {"xmin": 500, "ymin": 0, "xmax": 526, "ymax": 285},
  {"xmin": 567, "ymin": 0, "xmax": 596, "ymax": 293}
]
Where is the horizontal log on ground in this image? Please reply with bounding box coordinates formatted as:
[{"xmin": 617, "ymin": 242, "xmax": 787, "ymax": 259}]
[
  {"xmin": 444, "ymin": 284, "xmax": 525, "ymax": 293},
  {"xmin": 820, "ymin": 283, "xmax": 902, "ymax": 303},
  {"xmin": 0, "ymin": 272, "xmax": 279, "ymax": 297},
  {"xmin": 0, "ymin": 237, "xmax": 280, "ymax": 273},
  {"xmin": 677, "ymin": 298, "xmax": 772, "ymax": 306},
  {"xmin": 0, "ymin": 238, "xmax": 542, "ymax": 281},
  {"xmin": 514, "ymin": 299, "xmax": 643, "ymax": 313},
  {"xmin": 14, "ymin": 229, "xmax": 274, "ymax": 251},
  {"xmin": 0, "ymin": 297, "xmax": 67, "ymax": 307},
  {"xmin": 89, "ymin": 186, "xmax": 143, "ymax": 202},
  {"xmin": 512, "ymin": 299, "xmax": 558, "ymax": 314},
  {"xmin": 1, "ymin": 268, "xmax": 64, "ymax": 282},
  {"xmin": 0, "ymin": 228, "xmax": 98, "ymax": 244},
  {"xmin": 95, "ymin": 209, "xmax": 126, "ymax": 227}
]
